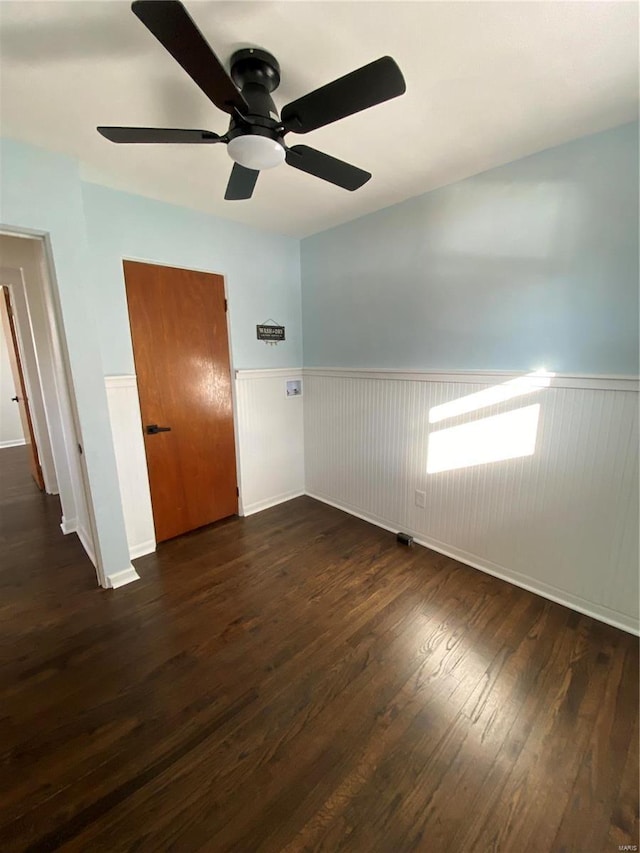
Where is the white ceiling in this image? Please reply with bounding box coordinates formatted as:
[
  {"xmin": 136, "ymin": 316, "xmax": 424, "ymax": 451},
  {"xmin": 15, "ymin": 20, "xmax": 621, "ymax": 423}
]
[{"xmin": 0, "ymin": 1, "xmax": 637, "ymax": 238}]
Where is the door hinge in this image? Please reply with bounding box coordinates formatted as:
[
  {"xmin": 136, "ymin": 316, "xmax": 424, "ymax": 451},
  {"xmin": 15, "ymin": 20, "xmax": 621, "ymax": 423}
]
[
  {"xmin": 224, "ymin": 299, "xmax": 228, "ymax": 313},
  {"xmin": 77, "ymin": 443, "xmax": 83, "ymax": 455},
  {"xmin": 236, "ymin": 486, "xmax": 239, "ymax": 497}
]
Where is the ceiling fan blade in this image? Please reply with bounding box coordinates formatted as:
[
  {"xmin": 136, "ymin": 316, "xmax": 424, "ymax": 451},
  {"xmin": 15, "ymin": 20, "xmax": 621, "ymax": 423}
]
[
  {"xmin": 225, "ymin": 163, "xmax": 259, "ymax": 200},
  {"xmin": 281, "ymin": 56, "xmax": 405, "ymax": 134},
  {"xmin": 285, "ymin": 145, "xmax": 371, "ymax": 191},
  {"xmin": 131, "ymin": 0, "xmax": 249, "ymax": 116},
  {"xmin": 97, "ymin": 127, "xmax": 222, "ymax": 143}
]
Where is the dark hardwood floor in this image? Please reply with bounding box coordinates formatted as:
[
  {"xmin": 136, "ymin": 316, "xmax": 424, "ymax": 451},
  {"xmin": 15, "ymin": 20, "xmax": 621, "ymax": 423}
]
[{"xmin": 1, "ymin": 444, "xmax": 638, "ymax": 852}]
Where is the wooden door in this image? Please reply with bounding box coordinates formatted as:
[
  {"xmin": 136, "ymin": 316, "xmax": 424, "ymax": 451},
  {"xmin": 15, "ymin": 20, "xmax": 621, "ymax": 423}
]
[
  {"xmin": 123, "ymin": 261, "xmax": 238, "ymax": 542},
  {"xmin": 1, "ymin": 287, "xmax": 45, "ymax": 490}
]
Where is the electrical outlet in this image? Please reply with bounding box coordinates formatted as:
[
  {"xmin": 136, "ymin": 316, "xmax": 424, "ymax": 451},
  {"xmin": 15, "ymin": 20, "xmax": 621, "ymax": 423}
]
[{"xmin": 415, "ymin": 489, "xmax": 426, "ymax": 508}]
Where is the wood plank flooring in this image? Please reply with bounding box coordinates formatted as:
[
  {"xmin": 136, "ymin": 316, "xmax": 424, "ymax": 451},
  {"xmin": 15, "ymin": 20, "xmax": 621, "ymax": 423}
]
[{"xmin": 1, "ymin": 444, "xmax": 638, "ymax": 852}]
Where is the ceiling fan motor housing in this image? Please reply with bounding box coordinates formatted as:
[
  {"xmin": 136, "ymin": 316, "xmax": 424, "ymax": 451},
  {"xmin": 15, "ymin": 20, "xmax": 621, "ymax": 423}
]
[
  {"xmin": 230, "ymin": 48, "xmax": 281, "ymax": 121},
  {"xmin": 230, "ymin": 48, "xmax": 281, "ymax": 95},
  {"xmin": 227, "ymin": 48, "xmax": 286, "ymax": 169}
]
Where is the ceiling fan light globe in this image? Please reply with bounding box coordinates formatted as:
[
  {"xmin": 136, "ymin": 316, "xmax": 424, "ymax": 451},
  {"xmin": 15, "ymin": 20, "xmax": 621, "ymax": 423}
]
[{"xmin": 227, "ymin": 135, "xmax": 285, "ymax": 170}]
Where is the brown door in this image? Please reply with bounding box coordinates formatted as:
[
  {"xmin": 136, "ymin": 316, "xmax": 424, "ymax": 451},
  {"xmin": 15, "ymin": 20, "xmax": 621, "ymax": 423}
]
[
  {"xmin": 1, "ymin": 287, "xmax": 45, "ymax": 491},
  {"xmin": 123, "ymin": 261, "xmax": 238, "ymax": 542}
]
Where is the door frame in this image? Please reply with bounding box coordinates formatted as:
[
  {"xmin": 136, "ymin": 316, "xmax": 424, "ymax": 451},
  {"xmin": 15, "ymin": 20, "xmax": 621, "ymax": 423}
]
[
  {"xmin": 1, "ymin": 275, "xmax": 53, "ymax": 489},
  {"xmin": 0, "ymin": 227, "xmax": 101, "ymax": 585},
  {"xmin": 121, "ymin": 256, "xmax": 245, "ymax": 518}
]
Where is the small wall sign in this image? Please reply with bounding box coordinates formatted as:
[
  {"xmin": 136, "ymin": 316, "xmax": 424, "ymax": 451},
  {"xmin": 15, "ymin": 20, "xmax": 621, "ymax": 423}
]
[{"xmin": 257, "ymin": 319, "xmax": 285, "ymax": 345}]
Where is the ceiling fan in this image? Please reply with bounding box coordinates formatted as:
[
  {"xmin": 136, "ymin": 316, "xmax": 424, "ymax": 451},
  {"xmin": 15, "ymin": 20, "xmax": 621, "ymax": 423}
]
[{"xmin": 97, "ymin": 0, "xmax": 406, "ymax": 200}]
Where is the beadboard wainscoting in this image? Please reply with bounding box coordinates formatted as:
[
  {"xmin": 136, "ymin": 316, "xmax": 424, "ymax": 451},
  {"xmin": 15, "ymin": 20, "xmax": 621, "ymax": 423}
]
[
  {"xmin": 105, "ymin": 370, "xmax": 305, "ymax": 553},
  {"xmin": 303, "ymin": 368, "xmax": 640, "ymax": 635},
  {"xmin": 235, "ymin": 368, "xmax": 305, "ymax": 515},
  {"xmin": 105, "ymin": 375, "xmax": 156, "ymax": 560}
]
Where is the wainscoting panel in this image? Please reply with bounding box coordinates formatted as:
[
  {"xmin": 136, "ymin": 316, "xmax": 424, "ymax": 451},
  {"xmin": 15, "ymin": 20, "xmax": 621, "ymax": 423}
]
[
  {"xmin": 105, "ymin": 375, "xmax": 156, "ymax": 560},
  {"xmin": 236, "ymin": 369, "xmax": 305, "ymax": 515},
  {"xmin": 105, "ymin": 370, "xmax": 304, "ymax": 555},
  {"xmin": 304, "ymin": 369, "xmax": 639, "ymax": 634}
]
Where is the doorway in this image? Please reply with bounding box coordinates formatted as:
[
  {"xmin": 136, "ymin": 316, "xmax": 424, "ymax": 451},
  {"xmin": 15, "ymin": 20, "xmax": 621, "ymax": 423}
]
[
  {"xmin": 123, "ymin": 260, "xmax": 238, "ymax": 542},
  {"xmin": 0, "ymin": 232, "xmax": 98, "ymax": 583},
  {"xmin": 1, "ymin": 285, "xmax": 45, "ymax": 490}
]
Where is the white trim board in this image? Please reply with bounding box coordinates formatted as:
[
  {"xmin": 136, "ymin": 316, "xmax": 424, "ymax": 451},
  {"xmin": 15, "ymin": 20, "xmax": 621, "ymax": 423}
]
[
  {"xmin": 238, "ymin": 366, "xmax": 638, "ymax": 388},
  {"xmin": 0, "ymin": 438, "xmax": 26, "ymax": 449},
  {"xmin": 236, "ymin": 368, "xmax": 303, "ymax": 380},
  {"xmin": 103, "ymin": 374, "xmax": 138, "ymax": 389},
  {"xmin": 60, "ymin": 516, "xmax": 77, "ymax": 535},
  {"xmin": 306, "ymin": 490, "xmax": 640, "ymax": 637},
  {"xmin": 242, "ymin": 490, "xmax": 305, "ymax": 516},
  {"xmin": 121, "ymin": 255, "xmax": 229, "ymax": 279},
  {"xmin": 237, "ymin": 367, "xmax": 638, "ymax": 392},
  {"xmin": 106, "ymin": 565, "xmax": 141, "ymax": 589},
  {"xmin": 302, "ymin": 367, "xmax": 638, "ymax": 392}
]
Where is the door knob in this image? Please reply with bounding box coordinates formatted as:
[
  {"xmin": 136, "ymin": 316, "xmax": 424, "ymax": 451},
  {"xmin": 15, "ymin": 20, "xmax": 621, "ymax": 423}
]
[{"xmin": 145, "ymin": 424, "xmax": 172, "ymax": 435}]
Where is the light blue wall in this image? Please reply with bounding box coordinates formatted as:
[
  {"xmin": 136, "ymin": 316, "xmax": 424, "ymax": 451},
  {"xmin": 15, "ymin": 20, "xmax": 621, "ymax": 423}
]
[
  {"xmin": 81, "ymin": 183, "xmax": 301, "ymax": 374},
  {"xmin": 301, "ymin": 122, "xmax": 639, "ymax": 375},
  {"xmin": 0, "ymin": 139, "xmax": 131, "ymax": 577}
]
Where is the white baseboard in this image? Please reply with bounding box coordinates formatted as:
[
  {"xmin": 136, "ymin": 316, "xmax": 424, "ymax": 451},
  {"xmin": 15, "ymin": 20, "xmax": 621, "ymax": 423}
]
[
  {"xmin": 130, "ymin": 539, "xmax": 156, "ymax": 560},
  {"xmin": 306, "ymin": 490, "xmax": 640, "ymax": 637},
  {"xmin": 242, "ymin": 489, "xmax": 305, "ymax": 516},
  {"xmin": 0, "ymin": 438, "xmax": 26, "ymax": 449},
  {"xmin": 106, "ymin": 565, "xmax": 141, "ymax": 589},
  {"xmin": 60, "ymin": 516, "xmax": 77, "ymax": 535}
]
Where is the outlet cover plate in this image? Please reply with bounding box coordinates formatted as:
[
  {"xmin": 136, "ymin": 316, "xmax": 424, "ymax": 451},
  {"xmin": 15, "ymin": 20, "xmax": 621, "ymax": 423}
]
[{"xmin": 415, "ymin": 489, "xmax": 426, "ymax": 508}]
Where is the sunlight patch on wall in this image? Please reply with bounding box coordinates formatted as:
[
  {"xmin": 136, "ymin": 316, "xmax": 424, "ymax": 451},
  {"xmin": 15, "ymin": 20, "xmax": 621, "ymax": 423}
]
[
  {"xmin": 429, "ymin": 370, "xmax": 552, "ymax": 425},
  {"xmin": 427, "ymin": 404, "xmax": 541, "ymax": 474}
]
